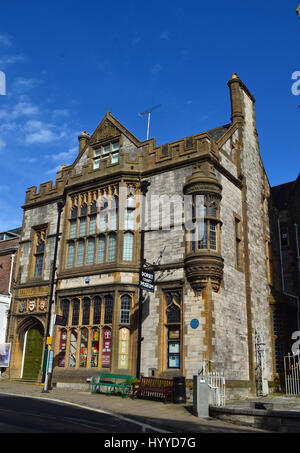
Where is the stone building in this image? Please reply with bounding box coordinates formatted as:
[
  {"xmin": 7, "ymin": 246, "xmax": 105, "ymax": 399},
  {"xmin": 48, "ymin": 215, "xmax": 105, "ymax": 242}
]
[
  {"xmin": 269, "ymin": 176, "xmax": 300, "ymax": 384},
  {"xmin": 0, "ymin": 228, "xmax": 21, "ymax": 345},
  {"xmin": 5, "ymin": 74, "xmax": 296, "ymax": 397}
]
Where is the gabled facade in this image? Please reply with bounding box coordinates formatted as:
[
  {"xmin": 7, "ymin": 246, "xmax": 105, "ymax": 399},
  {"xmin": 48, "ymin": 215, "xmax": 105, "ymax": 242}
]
[{"xmin": 5, "ymin": 74, "xmax": 295, "ymax": 398}]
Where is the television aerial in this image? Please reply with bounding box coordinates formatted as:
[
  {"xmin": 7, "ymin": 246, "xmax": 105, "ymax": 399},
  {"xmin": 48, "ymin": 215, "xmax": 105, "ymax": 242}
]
[{"xmin": 138, "ymin": 104, "xmax": 162, "ymax": 140}]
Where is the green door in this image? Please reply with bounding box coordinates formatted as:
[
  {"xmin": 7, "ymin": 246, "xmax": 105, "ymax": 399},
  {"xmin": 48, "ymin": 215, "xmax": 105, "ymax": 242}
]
[{"xmin": 22, "ymin": 325, "xmax": 44, "ymax": 381}]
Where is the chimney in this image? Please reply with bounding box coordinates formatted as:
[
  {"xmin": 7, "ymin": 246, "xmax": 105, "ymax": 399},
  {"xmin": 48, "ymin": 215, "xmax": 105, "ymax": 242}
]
[
  {"xmin": 227, "ymin": 73, "xmax": 244, "ymax": 123},
  {"xmin": 78, "ymin": 131, "xmax": 90, "ymax": 154}
]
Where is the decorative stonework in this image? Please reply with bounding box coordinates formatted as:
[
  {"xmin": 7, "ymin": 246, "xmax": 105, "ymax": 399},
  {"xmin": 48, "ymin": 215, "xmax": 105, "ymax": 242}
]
[{"xmin": 184, "ymin": 252, "xmax": 224, "ymax": 292}]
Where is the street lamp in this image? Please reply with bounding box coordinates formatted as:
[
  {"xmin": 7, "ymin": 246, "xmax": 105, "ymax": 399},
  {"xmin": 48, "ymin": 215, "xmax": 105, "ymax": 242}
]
[
  {"xmin": 42, "ymin": 199, "xmax": 64, "ymax": 393},
  {"xmin": 136, "ymin": 180, "xmax": 151, "ymax": 379}
]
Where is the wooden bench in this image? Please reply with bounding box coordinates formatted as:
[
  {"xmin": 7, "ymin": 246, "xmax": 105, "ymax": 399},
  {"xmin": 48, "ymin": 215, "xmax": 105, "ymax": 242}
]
[
  {"xmin": 91, "ymin": 373, "xmax": 133, "ymax": 398},
  {"xmin": 132, "ymin": 376, "xmax": 174, "ymax": 403}
]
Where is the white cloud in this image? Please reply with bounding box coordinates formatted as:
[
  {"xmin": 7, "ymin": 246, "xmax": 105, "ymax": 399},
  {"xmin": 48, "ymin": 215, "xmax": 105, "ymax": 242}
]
[
  {"xmin": 47, "ymin": 145, "xmax": 77, "ymax": 162},
  {"xmin": 13, "ymin": 77, "xmax": 41, "ymax": 93},
  {"xmin": 46, "ymin": 165, "xmax": 62, "ymax": 175},
  {"xmin": 24, "ymin": 119, "xmax": 67, "ymax": 144},
  {"xmin": 0, "ymin": 54, "xmax": 25, "ymax": 68},
  {"xmin": 0, "ymin": 34, "xmax": 12, "ymax": 47},
  {"xmin": 0, "ymin": 138, "xmax": 6, "ymax": 150},
  {"xmin": 12, "ymin": 101, "xmax": 39, "ymax": 118}
]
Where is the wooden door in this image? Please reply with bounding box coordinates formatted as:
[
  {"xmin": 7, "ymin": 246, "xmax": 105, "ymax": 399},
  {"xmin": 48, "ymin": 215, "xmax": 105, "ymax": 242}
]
[{"xmin": 22, "ymin": 325, "xmax": 44, "ymax": 380}]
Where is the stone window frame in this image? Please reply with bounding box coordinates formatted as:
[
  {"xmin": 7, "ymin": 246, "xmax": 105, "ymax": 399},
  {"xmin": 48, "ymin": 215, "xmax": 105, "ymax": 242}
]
[
  {"xmin": 187, "ymin": 195, "xmax": 221, "ymax": 254},
  {"xmin": 233, "ymin": 213, "xmax": 244, "ymax": 272},
  {"xmin": 162, "ymin": 289, "xmax": 183, "ymax": 372},
  {"xmin": 29, "ymin": 224, "xmax": 49, "ymax": 280},
  {"xmin": 57, "ymin": 291, "xmax": 134, "ymax": 370},
  {"xmin": 65, "ymin": 187, "xmax": 119, "ymax": 269},
  {"xmin": 92, "ymin": 140, "xmax": 120, "ymax": 169}
]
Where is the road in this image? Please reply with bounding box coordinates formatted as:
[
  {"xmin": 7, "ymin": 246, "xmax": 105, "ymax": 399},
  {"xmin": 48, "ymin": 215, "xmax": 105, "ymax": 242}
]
[{"xmin": 0, "ymin": 394, "xmax": 160, "ymax": 433}]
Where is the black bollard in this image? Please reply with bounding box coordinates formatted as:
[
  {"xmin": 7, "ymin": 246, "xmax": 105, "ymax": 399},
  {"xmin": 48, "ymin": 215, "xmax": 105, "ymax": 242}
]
[{"xmin": 173, "ymin": 376, "xmax": 186, "ymax": 404}]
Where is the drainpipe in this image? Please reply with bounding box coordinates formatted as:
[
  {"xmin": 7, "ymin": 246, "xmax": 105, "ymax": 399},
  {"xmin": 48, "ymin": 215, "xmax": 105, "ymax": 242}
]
[
  {"xmin": 295, "ymin": 224, "xmax": 300, "ymax": 271},
  {"xmin": 277, "ymin": 217, "xmax": 300, "ymax": 331}
]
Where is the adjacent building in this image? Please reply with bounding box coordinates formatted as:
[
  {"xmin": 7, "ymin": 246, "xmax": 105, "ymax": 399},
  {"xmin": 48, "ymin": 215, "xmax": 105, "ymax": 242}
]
[
  {"xmin": 0, "ymin": 228, "xmax": 21, "ymax": 345},
  {"xmin": 4, "ymin": 74, "xmax": 298, "ymax": 398}
]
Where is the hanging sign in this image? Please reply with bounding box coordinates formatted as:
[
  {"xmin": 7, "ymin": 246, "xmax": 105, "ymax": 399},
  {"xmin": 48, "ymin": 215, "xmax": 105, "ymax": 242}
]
[
  {"xmin": 55, "ymin": 315, "xmax": 67, "ymax": 326},
  {"xmin": 139, "ymin": 269, "xmax": 155, "ymax": 292},
  {"xmin": 101, "ymin": 328, "xmax": 112, "ymax": 368}
]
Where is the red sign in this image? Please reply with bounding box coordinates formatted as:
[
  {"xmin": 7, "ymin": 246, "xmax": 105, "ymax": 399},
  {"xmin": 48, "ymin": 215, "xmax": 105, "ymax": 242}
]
[
  {"xmin": 58, "ymin": 329, "xmax": 67, "ymax": 367},
  {"xmin": 55, "ymin": 315, "xmax": 67, "ymax": 326},
  {"xmin": 101, "ymin": 327, "xmax": 111, "ymax": 368}
]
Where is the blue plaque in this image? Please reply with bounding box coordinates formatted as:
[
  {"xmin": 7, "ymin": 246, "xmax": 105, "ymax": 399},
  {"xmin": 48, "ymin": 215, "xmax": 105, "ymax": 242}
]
[{"xmin": 190, "ymin": 319, "xmax": 199, "ymax": 329}]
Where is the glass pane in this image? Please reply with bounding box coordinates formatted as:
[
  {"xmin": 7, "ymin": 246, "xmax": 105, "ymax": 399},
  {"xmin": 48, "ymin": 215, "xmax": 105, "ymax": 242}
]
[
  {"xmin": 125, "ymin": 209, "xmax": 135, "ymax": 229},
  {"xmin": 90, "ymin": 202, "xmax": 97, "ymax": 214},
  {"xmin": 109, "ymin": 209, "xmax": 117, "ymax": 230},
  {"xmin": 71, "ymin": 206, "xmax": 78, "ymax": 218},
  {"xmin": 123, "ymin": 232, "xmax": 133, "ymax": 261},
  {"xmin": 79, "ymin": 328, "xmax": 88, "ymax": 367},
  {"xmin": 93, "ymin": 296, "xmax": 101, "ymax": 324},
  {"xmin": 68, "ymin": 329, "xmax": 77, "ymax": 367},
  {"xmin": 62, "ymin": 299, "xmax": 70, "ymax": 324},
  {"xmin": 166, "ymin": 304, "xmax": 180, "ymax": 323},
  {"xmin": 72, "ymin": 299, "xmax": 80, "ymax": 325},
  {"xmin": 112, "ymin": 141, "xmax": 119, "ymax": 151},
  {"xmin": 97, "ymin": 235, "xmax": 106, "ymax": 263},
  {"xmin": 120, "ymin": 295, "xmax": 131, "ymax": 324},
  {"xmin": 103, "ymin": 145, "xmax": 110, "ymax": 156},
  {"xmin": 209, "ymin": 204, "xmax": 217, "ymax": 217},
  {"xmin": 82, "ymin": 298, "xmax": 90, "ymax": 325},
  {"xmin": 111, "ymin": 152, "xmax": 118, "ymax": 164},
  {"xmin": 79, "ymin": 218, "xmax": 86, "ymax": 236},
  {"xmin": 76, "ymin": 240, "xmax": 85, "ymax": 266},
  {"xmin": 34, "ymin": 254, "xmax": 43, "ymax": 277},
  {"xmin": 69, "ymin": 219, "xmax": 77, "ymax": 238},
  {"xmin": 99, "ymin": 213, "xmax": 107, "ymax": 232},
  {"xmin": 104, "ymin": 295, "xmax": 113, "ymax": 324},
  {"xmin": 87, "ymin": 238, "xmax": 95, "ymax": 264},
  {"xmin": 94, "ymin": 148, "xmax": 101, "ymax": 157},
  {"xmin": 81, "ymin": 204, "xmax": 88, "ymax": 216},
  {"xmin": 108, "ymin": 234, "xmax": 116, "ymax": 261},
  {"xmin": 90, "ymin": 328, "xmax": 100, "ymax": 367},
  {"xmin": 89, "ymin": 215, "xmax": 97, "ymax": 234},
  {"xmin": 210, "ymin": 222, "xmax": 217, "ymax": 250},
  {"xmin": 93, "ymin": 158, "xmax": 100, "ymax": 169},
  {"xmin": 67, "ymin": 241, "xmax": 75, "ymax": 268},
  {"xmin": 198, "ymin": 220, "xmax": 207, "ymax": 249}
]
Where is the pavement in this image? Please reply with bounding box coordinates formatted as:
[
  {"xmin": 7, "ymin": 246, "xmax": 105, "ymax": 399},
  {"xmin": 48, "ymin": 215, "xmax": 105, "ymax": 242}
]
[{"xmin": 0, "ymin": 380, "xmax": 270, "ymax": 433}]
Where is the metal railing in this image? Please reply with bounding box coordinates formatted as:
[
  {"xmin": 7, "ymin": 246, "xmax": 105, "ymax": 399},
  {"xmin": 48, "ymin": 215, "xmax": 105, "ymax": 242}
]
[{"xmin": 284, "ymin": 353, "xmax": 300, "ymax": 396}]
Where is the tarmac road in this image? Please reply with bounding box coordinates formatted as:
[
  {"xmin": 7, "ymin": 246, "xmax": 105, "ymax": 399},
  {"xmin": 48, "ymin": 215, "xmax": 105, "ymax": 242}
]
[{"xmin": 0, "ymin": 394, "xmax": 160, "ymax": 433}]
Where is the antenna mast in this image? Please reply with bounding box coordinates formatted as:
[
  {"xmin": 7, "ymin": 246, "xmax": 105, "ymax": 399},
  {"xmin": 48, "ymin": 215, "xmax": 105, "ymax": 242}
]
[{"xmin": 138, "ymin": 104, "xmax": 162, "ymax": 140}]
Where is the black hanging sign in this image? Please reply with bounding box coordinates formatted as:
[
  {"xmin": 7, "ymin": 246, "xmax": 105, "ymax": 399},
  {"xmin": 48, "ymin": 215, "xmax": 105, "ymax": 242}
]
[{"xmin": 139, "ymin": 269, "xmax": 155, "ymax": 292}]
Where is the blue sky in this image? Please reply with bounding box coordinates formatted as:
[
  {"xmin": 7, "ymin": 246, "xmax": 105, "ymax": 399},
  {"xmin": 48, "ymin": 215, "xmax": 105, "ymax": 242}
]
[{"xmin": 0, "ymin": 0, "xmax": 299, "ymax": 231}]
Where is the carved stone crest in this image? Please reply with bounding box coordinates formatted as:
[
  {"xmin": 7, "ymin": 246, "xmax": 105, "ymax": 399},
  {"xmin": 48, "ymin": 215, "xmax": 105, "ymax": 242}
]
[{"xmin": 28, "ymin": 299, "xmax": 36, "ymax": 312}]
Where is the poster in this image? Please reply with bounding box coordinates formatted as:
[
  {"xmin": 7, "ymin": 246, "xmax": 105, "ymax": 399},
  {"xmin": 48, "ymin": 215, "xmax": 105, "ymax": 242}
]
[
  {"xmin": 101, "ymin": 327, "xmax": 111, "ymax": 368},
  {"xmin": 0, "ymin": 343, "xmax": 11, "ymax": 367}
]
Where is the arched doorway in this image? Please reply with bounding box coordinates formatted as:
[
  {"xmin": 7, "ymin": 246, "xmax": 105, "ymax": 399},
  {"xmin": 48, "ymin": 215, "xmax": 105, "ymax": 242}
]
[{"xmin": 21, "ymin": 321, "xmax": 44, "ymax": 381}]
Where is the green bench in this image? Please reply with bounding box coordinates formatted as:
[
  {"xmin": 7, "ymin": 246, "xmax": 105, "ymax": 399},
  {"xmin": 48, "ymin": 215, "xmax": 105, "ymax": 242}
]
[{"xmin": 91, "ymin": 373, "xmax": 133, "ymax": 398}]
